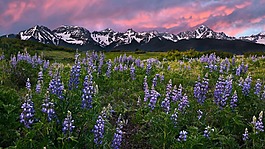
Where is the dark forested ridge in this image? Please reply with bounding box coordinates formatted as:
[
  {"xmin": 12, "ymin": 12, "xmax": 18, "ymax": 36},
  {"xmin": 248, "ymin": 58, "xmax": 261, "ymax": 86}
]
[{"xmin": 1, "ymin": 37, "xmax": 265, "ymax": 55}]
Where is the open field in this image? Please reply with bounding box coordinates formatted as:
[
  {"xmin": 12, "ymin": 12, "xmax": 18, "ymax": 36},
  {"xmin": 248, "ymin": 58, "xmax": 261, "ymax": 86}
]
[{"xmin": 0, "ymin": 50, "xmax": 265, "ymax": 148}]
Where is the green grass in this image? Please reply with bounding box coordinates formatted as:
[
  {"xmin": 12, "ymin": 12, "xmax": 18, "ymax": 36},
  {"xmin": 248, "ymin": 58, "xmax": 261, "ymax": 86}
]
[
  {"xmin": 103, "ymin": 51, "xmax": 165, "ymax": 60},
  {"xmin": 41, "ymin": 50, "xmax": 166, "ymax": 64},
  {"xmin": 1, "ymin": 50, "xmax": 265, "ymax": 148},
  {"xmin": 42, "ymin": 50, "xmax": 75, "ymax": 62}
]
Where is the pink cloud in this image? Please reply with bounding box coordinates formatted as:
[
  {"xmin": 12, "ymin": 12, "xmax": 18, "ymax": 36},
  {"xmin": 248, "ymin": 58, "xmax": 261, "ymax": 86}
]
[
  {"xmin": 42, "ymin": 0, "xmax": 102, "ymax": 20},
  {"xmin": 0, "ymin": 0, "xmax": 264, "ymax": 37},
  {"xmin": 109, "ymin": 3, "xmax": 240, "ymax": 35},
  {"xmin": 0, "ymin": 1, "xmax": 37, "ymax": 29},
  {"xmin": 112, "ymin": 12, "xmax": 154, "ymax": 27},
  {"xmin": 250, "ymin": 18, "xmax": 263, "ymax": 24},
  {"xmin": 235, "ymin": 1, "xmax": 251, "ymax": 9}
]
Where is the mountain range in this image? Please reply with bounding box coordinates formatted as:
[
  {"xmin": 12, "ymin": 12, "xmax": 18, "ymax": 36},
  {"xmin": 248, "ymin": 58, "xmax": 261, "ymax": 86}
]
[{"xmin": 1, "ymin": 25, "xmax": 265, "ymax": 53}]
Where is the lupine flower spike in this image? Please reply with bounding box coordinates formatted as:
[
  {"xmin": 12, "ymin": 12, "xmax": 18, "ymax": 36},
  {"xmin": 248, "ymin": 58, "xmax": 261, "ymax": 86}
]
[
  {"xmin": 112, "ymin": 114, "xmax": 124, "ymax": 149},
  {"xmin": 62, "ymin": 111, "xmax": 75, "ymax": 136},
  {"xmin": 93, "ymin": 115, "xmax": 105, "ymax": 145},
  {"xmin": 178, "ymin": 130, "xmax": 188, "ymax": 142},
  {"xmin": 242, "ymin": 128, "xmax": 248, "ymax": 141},
  {"xmin": 42, "ymin": 91, "xmax": 56, "ymax": 121},
  {"xmin": 20, "ymin": 94, "xmax": 35, "ymax": 128}
]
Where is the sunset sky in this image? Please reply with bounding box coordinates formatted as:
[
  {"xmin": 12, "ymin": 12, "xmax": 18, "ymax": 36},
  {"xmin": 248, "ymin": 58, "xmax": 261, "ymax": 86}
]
[{"xmin": 1, "ymin": 0, "xmax": 265, "ymax": 37}]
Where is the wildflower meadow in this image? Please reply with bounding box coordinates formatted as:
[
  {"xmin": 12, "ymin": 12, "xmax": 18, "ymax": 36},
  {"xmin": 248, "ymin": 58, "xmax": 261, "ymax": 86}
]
[{"xmin": 0, "ymin": 50, "xmax": 264, "ymax": 148}]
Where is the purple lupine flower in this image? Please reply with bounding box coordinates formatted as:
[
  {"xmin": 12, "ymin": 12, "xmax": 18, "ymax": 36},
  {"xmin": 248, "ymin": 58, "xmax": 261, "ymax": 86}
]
[
  {"xmin": 166, "ymin": 79, "xmax": 173, "ymax": 96},
  {"xmin": 203, "ymin": 126, "xmax": 214, "ymax": 139},
  {"xmin": 114, "ymin": 65, "xmax": 118, "ymax": 71},
  {"xmin": 135, "ymin": 58, "xmax": 141, "ymax": 67},
  {"xmin": 111, "ymin": 114, "xmax": 124, "ymax": 149},
  {"xmin": 238, "ymin": 77, "xmax": 244, "ymax": 87},
  {"xmin": 219, "ymin": 61, "xmax": 225, "ymax": 74},
  {"xmin": 255, "ymin": 120, "xmax": 264, "ymax": 133},
  {"xmin": 214, "ymin": 75, "xmax": 224, "ymax": 106},
  {"xmin": 161, "ymin": 97, "xmax": 170, "ymax": 114},
  {"xmin": 148, "ymin": 85, "xmax": 160, "ymax": 110},
  {"xmin": 42, "ymin": 91, "xmax": 56, "ymax": 121},
  {"xmin": 35, "ymin": 80, "xmax": 41, "ymax": 93},
  {"xmin": 225, "ymin": 75, "xmax": 233, "ymax": 96},
  {"xmin": 161, "ymin": 79, "xmax": 172, "ymax": 113},
  {"xmin": 93, "ymin": 115, "xmax": 105, "ymax": 145},
  {"xmin": 123, "ymin": 64, "xmax": 128, "ymax": 70},
  {"xmin": 178, "ymin": 93, "xmax": 189, "ymax": 112},
  {"xmin": 101, "ymin": 104, "xmax": 114, "ymax": 119},
  {"xmin": 225, "ymin": 58, "xmax": 231, "ymax": 72},
  {"xmin": 254, "ymin": 79, "xmax": 262, "ymax": 96},
  {"xmin": 256, "ymin": 111, "xmax": 264, "ymax": 133},
  {"xmin": 38, "ymin": 69, "xmax": 43, "ymax": 82},
  {"xmin": 261, "ymin": 87, "xmax": 265, "ymax": 100},
  {"xmin": 93, "ymin": 51, "xmax": 99, "ymax": 61},
  {"xmin": 171, "ymin": 85, "xmax": 177, "ymax": 102},
  {"xmin": 170, "ymin": 108, "xmax": 178, "ymax": 127},
  {"xmin": 214, "ymin": 75, "xmax": 232, "ymax": 109},
  {"xmin": 178, "ymin": 130, "xmax": 188, "ymax": 142},
  {"xmin": 20, "ymin": 94, "xmax": 35, "ymax": 128},
  {"xmin": 167, "ymin": 65, "xmax": 171, "ymax": 71},
  {"xmin": 251, "ymin": 111, "xmax": 264, "ymax": 134},
  {"xmin": 244, "ymin": 64, "xmax": 248, "ymax": 73},
  {"xmin": 68, "ymin": 60, "xmax": 81, "ymax": 90},
  {"xmin": 81, "ymin": 75, "xmax": 94, "ymax": 109},
  {"xmin": 36, "ymin": 56, "xmax": 43, "ymax": 65},
  {"xmin": 197, "ymin": 109, "xmax": 203, "ymax": 120},
  {"xmin": 146, "ymin": 60, "xmax": 152, "ymax": 75},
  {"xmin": 143, "ymin": 76, "xmax": 150, "ymax": 102},
  {"xmin": 88, "ymin": 56, "xmax": 96, "ymax": 72},
  {"xmin": 242, "ymin": 75, "xmax": 252, "ymax": 96},
  {"xmin": 112, "ymin": 128, "xmax": 123, "ymax": 149},
  {"xmin": 236, "ymin": 66, "xmax": 241, "ymax": 76},
  {"xmin": 0, "ymin": 53, "xmax": 4, "ymax": 60},
  {"xmin": 236, "ymin": 62, "xmax": 248, "ymax": 76},
  {"xmin": 49, "ymin": 71, "xmax": 64, "ymax": 99},
  {"xmin": 48, "ymin": 67, "xmax": 53, "ymax": 77},
  {"xmin": 194, "ymin": 74, "xmax": 209, "ymax": 104},
  {"xmin": 106, "ymin": 59, "xmax": 112, "ymax": 78},
  {"xmin": 26, "ymin": 78, "xmax": 31, "ymax": 91},
  {"xmin": 62, "ymin": 111, "xmax": 75, "ymax": 135},
  {"xmin": 194, "ymin": 76, "xmax": 202, "ymax": 102},
  {"xmin": 10, "ymin": 55, "xmax": 17, "ymax": 67},
  {"xmin": 43, "ymin": 60, "xmax": 50, "ymax": 70},
  {"xmin": 242, "ymin": 128, "xmax": 248, "ymax": 141},
  {"xmin": 201, "ymin": 74, "xmax": 209, "ymax": 93},
  {"xmin": 152, "ymin": 74, "xmax": 159, "ymax": 87},
  {"xmin": 130, "ymin": 64, "xmax": 135, "ymax": 80},
  {"xmin": 172, "ymin": 84, "xmax": 183, "ymax": 102},
  {"xmin": 230, "ymin": 91, "xmax": 238, "ymax": 110},
  {"xmin": 119, "ymin": 63, "xmax": 123, "ymax": 72}
]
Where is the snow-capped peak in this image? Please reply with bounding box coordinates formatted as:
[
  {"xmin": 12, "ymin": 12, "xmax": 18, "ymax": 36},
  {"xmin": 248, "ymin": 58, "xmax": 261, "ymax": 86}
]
[
  {"xmin": 19, "ymin": 25, "xmax": 59, "ymax": 45},
  {"xmin": 91, "ymin": 28, "xmax": 119, "ymax": 47},
  {"xmin": 259, "ymin": 31, "xmax": 265, "ymax": 36},
  {"xmin": 176, "ymin": 24, "xmax": 233, "ymax": 40},
  {"xmin": 53, "ymin": 25, "xmax": 91, "ymax": 45},
  {"xmin": 11, "ymin": 24, "xmax": 265, "ymax": 49},
  {"xmin": 102, "ymin": 28, "xmax": 115, "ymax": 33}
]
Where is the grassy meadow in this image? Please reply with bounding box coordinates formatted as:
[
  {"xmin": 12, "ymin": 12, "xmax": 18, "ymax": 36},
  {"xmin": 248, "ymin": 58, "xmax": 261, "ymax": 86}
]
[{"xmin": 0, "ymin": 49, "xmax": 265, "ymax": 148}]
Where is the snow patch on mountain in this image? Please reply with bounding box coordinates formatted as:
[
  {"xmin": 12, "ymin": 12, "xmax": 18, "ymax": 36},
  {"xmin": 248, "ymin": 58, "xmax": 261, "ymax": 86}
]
[
  {"xmin": 10, "ymin": 24, "xmax": 265, "ymax": 47},
  {"xmin": 53, "ymin": 25, "xmax": 91, "ymax": 45},
  {"xmin": 19, "ymin": 25, "xmax": 59, "ymax": 45}
]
